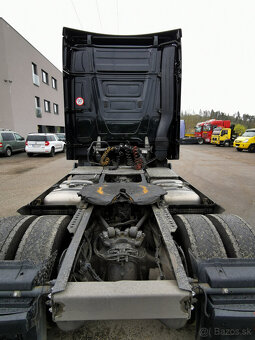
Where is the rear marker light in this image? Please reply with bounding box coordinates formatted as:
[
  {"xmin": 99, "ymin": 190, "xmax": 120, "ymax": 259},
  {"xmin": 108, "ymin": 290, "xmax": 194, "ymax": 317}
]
[
  {"xmin": 45, "ymin": 141, "xmax": 50, "ymax": 146},
  {"xmin": 0, "ymin": 143, "xmax": 2, "ymax": 147},
  {"xmin": 25, "ymin": 141, "xmax": 28, "ymax": 145}
]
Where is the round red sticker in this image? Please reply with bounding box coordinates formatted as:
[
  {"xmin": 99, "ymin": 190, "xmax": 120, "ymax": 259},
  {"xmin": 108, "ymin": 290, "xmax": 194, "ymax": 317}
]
[{"xmin": 75, "ymin": 97, "xmax": 84, "ymax": 106}]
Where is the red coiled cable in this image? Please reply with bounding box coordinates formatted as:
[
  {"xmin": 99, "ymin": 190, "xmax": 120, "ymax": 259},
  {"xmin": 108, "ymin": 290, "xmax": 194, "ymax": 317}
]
[{"xmin": 132, "ymin": 146, "xmax": 143, "ymax": 170}]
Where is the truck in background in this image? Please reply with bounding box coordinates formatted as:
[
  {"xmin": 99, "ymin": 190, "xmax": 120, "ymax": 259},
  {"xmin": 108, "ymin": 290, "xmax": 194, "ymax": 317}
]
[
  {"xmin": 181, "ymin": 121, "xmax": 205, "ymax": 144},
  {"xmin": 233, "ymin": 128, "xmax": 255, "ymax": 152},
  {"xmin": 211, "ymin": 125, "xmax": 237, "ymax": 147},
  {"xmin": 180, "ymin": 120, "xmax": 200, "ymax": 144},
  {"xmin": 194, "ymin": 121, "xmax": 206, "ymax": 144},
  {"xmin": 202, "ymin": 119, "xmax": 231, "ymax": 143}
]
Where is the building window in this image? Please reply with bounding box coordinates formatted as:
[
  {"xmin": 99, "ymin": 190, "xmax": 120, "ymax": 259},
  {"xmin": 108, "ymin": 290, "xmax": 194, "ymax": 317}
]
[
  {"xmin": 46, "ymin": 126, "xmax": 56, "ymax": 133},
  {"xmin": 53, "ymin": 103, "xmax": 59, "ymax": 115},
  {"xmin": 42, "ymin": 70, "xmax": 49, "ymax": 84},
  {"xmin": 35, "ymin": 96, "xmax": 40, "ymax": 108},
  {"xmin": 38, "ymin": 125, "xmax": 43, "ymax": 132},
  {"xmin": 35, "ymin": 96, "xmax": 42, "ymax": 117},
  {"xmin": 32, "ymin": 63, "xmax": 37, "ymax": 75},
  {"xmin": 32, "ymin": 63, "xmax": 40, "ymax": 86},
  {"xmin": 52, "ymin": 77, "xmax": 57, "ymax": 89},
  {"xmin": 44, "ymin": 100, "xmax": 51, "ymax": 112}
]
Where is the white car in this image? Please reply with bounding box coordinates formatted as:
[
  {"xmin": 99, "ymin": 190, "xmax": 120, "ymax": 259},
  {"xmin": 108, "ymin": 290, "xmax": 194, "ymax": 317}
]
[{"xmin": 25, "ymin": 133, "xmax": 66, "ymax": 157}]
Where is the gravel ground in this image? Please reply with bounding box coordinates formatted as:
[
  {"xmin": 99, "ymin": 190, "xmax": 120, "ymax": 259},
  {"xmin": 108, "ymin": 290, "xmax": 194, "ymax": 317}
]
[
  {"xmin": 0, "ymin": 144, "xmax": 254, "ymax": 340},
  {"xmin": 48, "ymin": 320, "xmax": 195, "ymax": 340}
]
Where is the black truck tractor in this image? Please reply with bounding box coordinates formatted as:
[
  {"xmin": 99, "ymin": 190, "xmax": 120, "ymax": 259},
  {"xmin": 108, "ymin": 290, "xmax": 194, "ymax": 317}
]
[{"xmin": 1, "ymin": 28, "xmax": 255, "ymax": 340}]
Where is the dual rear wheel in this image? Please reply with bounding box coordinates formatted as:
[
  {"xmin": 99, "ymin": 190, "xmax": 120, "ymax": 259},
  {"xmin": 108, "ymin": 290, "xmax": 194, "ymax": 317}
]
[
  {"xmin": 0, "ymin": 214, "xmax": 71, "ymax": 339},
  {"xmin": 173, "ymin": 214, "xmax": 255, "ymax": 340},
  {"xmin": 174, "ymin": 214, "xmax": 255, "ymax": 263},
  {"xmin": 0, "ymin": 215, "xmax": 70, "ymax": 266}
]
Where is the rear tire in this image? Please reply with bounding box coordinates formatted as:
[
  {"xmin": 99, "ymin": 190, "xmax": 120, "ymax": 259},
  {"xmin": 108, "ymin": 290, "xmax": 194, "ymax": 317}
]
[
  {"xmin": 174, "ymin": 214, "xmax": 227, "ymax": 274},
  {"xmin": 49, "ymin": 147, "xmax": 55, "ymax": 157},
  {"xmin": 197, "ymin": 138, "xmax": 204, "ymax": 145},
  {"xmin": 207, "ymin": 214, "xmax": 255, "ymax": 258},
  {"xmin": 224, "ymin": 140, "xmax": 230, "ymax": 147},
  {"xmin": 15, "ymin": 215, "xmax": 71, "ymax": 270},
  {"xmin": 27, "ymin": 152, "xmax": 33, "ymax": 157},
  {"xmin": 62, "ymin": 144, "xmax": 66, "ymax": 153},
  {"xmin": 0, "ymin": 215, "xmax": 36, "ymax": 260},
  {"xmin": 174, "ymin": 214, "xmax": 227, "ymax": 338},
  {"xmin": 195, "ymin": 214, "xmax": 255, "ymax": 339},
  {"xmin": 5, "ymin": 147, "xmax": 12, "ymax": 157}
]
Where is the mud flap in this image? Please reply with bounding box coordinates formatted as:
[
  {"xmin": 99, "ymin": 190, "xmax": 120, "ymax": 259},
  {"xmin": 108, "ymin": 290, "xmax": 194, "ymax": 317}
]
[
  {"xmin": 0, "ymin": 261, "xmax": 50, "ymax": 339},
  {"xmin": 192, "ymin": 258, "xmax": 255, "ymax": 339}
]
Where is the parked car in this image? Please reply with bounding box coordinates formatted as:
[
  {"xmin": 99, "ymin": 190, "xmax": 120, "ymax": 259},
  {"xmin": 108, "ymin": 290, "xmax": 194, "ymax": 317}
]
[
  {"xmin": 56, "ymin": 132, "xmax": 66, "ymax": 142},
  {"xmin": 233, "ymin": 128, "xmax": 255, "ymax": 152},
  {"xmin": 0, "ymin": 129, "xmax": 26, "ymax": 157},
  {"xmin": 25, "ymin": 133, "xmax": 66, "ymax": 157}
]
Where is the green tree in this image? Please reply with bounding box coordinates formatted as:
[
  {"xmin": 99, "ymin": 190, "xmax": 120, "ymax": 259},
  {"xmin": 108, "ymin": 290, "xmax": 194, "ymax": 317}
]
[
  {"xmin": 181, "ymin": 110, "xmax": 253, "ymax": 135},
  {"xmin": 234, "ymin": 124, "xmax": 246, "ymax": 136}
]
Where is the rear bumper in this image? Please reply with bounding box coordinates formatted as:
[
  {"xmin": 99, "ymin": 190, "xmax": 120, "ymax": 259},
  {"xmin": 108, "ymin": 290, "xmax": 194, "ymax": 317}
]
[
  {"xmin": 53, "ymin": 280, "xmax": 190, "ymax": 328},
  {"xmin": 25, "ymin": 146, "xmax": 51, "ymax": 153}
]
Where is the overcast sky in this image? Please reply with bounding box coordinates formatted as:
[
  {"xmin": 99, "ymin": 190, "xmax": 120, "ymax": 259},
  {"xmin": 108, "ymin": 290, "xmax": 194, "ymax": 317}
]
[{"xmin": 1, "ymin": 0, "xmax": 255, "ymax": 116}]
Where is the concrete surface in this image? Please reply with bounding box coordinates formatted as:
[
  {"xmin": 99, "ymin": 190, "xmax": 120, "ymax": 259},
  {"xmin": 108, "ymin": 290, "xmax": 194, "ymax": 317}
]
[{"xmin": 0, "ymin": 144, "xmax": 254, "ymax": 340}]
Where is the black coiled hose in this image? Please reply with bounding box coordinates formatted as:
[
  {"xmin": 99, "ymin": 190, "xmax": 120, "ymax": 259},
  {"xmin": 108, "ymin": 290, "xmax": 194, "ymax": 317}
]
[{"xmin": 125, "ymin": 146, "xmax": 134, "ymax": 166}]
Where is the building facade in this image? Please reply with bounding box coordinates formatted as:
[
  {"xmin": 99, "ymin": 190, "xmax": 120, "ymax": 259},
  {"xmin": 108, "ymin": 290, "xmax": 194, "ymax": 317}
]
[{"xmin": 0, "ymin": 18, "xmax": 65, "ymax": 137}]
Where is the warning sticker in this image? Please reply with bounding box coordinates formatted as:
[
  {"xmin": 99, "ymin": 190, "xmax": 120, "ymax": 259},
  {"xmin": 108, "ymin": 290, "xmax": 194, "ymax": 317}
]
[{"xmin": 75, "ymin": 97, "xmax": 84, "ymax": 106}]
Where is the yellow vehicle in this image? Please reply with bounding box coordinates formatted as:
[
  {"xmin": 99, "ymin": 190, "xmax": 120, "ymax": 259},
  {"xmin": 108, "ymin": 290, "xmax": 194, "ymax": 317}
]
[
  {"xmin": 233, "ymin": 128, "xmax": 255, "ymax": 152},
  {"xmin": 211, "ymin": 127, "xmax": 237, "ymax": 147}
]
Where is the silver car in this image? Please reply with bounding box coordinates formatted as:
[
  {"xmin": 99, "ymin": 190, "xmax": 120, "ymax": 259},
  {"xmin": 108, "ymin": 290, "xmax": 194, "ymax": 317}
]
[{"xmin": 25, "ymin": 133, "xmax": 66, "ymax": 157}]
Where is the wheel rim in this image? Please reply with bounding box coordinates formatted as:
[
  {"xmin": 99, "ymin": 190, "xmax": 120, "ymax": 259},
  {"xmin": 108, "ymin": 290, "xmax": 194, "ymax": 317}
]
[{"xmin": 6, "ymin": 148, "xmax": 11, "ymax": 156}]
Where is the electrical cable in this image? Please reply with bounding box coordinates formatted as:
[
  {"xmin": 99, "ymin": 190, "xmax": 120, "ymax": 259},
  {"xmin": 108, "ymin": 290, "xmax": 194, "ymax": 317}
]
[
  {"xmin": 70, "ymin": 0, "xmax": 83, "ymax": 29},
  {"xmin": 96, "ymin": 0, "xmax": 103, "ymax": 31},
  {"xmin": 116, "ymin": 0, "xmax": 119, "ymax": 34},
  {"xmin": 100, "ymin": 146, "xmax": 115, "ymax": 166}
]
